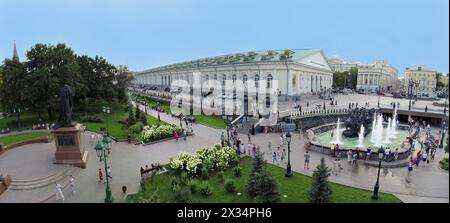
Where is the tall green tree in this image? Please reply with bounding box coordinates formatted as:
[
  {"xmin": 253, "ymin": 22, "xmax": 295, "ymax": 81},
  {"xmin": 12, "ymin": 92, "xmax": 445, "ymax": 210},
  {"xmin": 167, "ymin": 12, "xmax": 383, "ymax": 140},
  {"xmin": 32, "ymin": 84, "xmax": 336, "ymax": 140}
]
[
  {"xmin": 254, "ymin": 169, "xmax": 282, "ymax": 203},
  {"xmin": 308, "ymin": 158, "xmax": 333, "ymax": 203},
  {"xmin": 0, "ymin": 58, "xmax": 28, "ymax": 125},
  {"xmin": 114, "ymin": 65, "xmax": 134, "ymax": 103},
  {"xmin": 24, "ymin": 43, "xmax": 81, "ymax": 120},
  {"xmin": 348, "ymin": 67, "xmax": 358, "ymax": 89},
  {"xmin": 247, "ymin": 148, "xmax": 265, "ymax": 197}
]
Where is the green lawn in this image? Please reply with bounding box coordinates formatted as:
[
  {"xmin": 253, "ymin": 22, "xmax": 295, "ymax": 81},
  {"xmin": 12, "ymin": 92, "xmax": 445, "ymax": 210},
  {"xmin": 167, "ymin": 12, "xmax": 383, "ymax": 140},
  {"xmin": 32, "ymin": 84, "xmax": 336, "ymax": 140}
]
[
  {"xmin": 441, "ymin": 158, "xmax": 449, "ymax": 171},
  {"xmin": 0, "ymin": 132, "xmax": 50, "ymax": 146},
  {"xmin": 79, "ymin": 105, "xmax": 168, "ymax": 141},
  {"xmin": 0, "ymin": 112, "xmax": 50, "ymax": 130},
  {"xmin": 193, "ymin": 115, "xmax": 226, "ymax": 129},
  {"xmin": 78, "ymin": 108, "xmax": 130, "ymax": 140},
  {"xmin": 133, "ymin": 95, "xmax": 171, "ymax": 113},
  {"xmin": 127, "ymin": 157, "xmax": 401, "ymax": 203},
  {"xmin": 131, "ymin": 94, "xmax": 226, "ymax": 129}
]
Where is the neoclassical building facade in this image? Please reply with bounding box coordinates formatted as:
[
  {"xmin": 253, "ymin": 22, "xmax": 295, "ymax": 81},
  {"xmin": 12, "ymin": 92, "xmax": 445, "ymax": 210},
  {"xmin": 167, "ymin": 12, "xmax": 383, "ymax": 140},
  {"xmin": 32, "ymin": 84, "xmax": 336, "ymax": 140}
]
[
  {"xmin": 328, "ymin": 58, "xmax": 398, "ymax": 92},
  {"xmin": 133, "ymin": 49, "xmax": 333, "ymax": 97}
]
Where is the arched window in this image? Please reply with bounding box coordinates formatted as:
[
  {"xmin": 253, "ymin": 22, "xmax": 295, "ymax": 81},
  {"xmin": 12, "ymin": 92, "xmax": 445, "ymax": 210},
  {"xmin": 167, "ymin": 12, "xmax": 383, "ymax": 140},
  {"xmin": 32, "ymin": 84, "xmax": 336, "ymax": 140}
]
[
  {"xmin": 267, "ymin": 74, "xmax": 273, "ymax": 88},
  {"xmin": 222, "ymin": 74, "xmax": 226, "ymax": 86},
  {"xmin": 255, "ymin": 74, "xmax": 260, "ymax": 88},
  {"xmin": 232, "ymin": 74, "xmax": 237, "ymax": 83},
  {"xmin": 243, "ymin": 74, "xmax": 248, "ymax": 83},
  {"xmin": 214, "ymin": 74, "xmax": 217, "ymax": 81},
  {"xmin": 205, "ymin": 74, "xmax": 209, "ymax": 82}
]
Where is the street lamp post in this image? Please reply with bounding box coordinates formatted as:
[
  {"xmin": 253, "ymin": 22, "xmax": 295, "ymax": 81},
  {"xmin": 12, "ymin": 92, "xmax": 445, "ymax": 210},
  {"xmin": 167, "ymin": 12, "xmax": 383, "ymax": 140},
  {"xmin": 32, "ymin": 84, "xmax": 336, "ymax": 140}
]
[
  {"xmin": 377, "ymin": 86, "xmax": 381, "ymax": 108},
  {"xmin": 94, "ymin": 135, "xmax": 113, "ymax": 203},
  {"xmin": 371, "ymin": 147, "xmax": 384, "ymax": 200},
  {"xmin": 323, "ymin": 87, "xmax": 326, "ymax": 110},
  {"xmin": 285, "ymin": 131, "xmax": 293, "ymax": 177},
  {"xmin": 102, "ymin": 106, "xmax": 110, "ymax": 135},
  {"xmin": 157, "ymin": 102, "xmax": 161, "ymax": 123},
  {"xmin": 439, "ymin": 121, "xmax": 446, "ymax": 148}
]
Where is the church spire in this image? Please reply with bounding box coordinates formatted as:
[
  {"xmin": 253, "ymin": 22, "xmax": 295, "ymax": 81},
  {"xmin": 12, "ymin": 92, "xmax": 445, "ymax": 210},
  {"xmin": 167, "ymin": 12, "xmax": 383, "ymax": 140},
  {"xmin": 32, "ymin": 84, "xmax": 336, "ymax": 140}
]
[{"xmin": 13, "ymin": 40, "xmax": 19, "ymax": 62}]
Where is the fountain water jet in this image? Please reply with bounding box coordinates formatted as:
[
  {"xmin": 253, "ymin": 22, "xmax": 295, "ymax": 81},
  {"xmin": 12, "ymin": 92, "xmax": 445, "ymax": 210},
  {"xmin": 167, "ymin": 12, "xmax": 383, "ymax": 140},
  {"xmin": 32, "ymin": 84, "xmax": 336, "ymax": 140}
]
[
  {"xmin": 384, "ymin": 117, "xmax": 391, "ymax": 144},
  {"xmin": 357, "ymin": 124, "xmax": 365, "ymax": 148},
  {"xmin": 331, "ymin": 118, "xmax": 343, "ymax": 145},
  {"xmin": 370, "ymin": 112, "xmax": 377, "ymax": 143},
  {"xmin": 373, "ymin": 114, "xmax": 384, "ymax": 147},
  {"xmin": 390, "ymin": 106, "xmax": 398, "ymax": 138}
]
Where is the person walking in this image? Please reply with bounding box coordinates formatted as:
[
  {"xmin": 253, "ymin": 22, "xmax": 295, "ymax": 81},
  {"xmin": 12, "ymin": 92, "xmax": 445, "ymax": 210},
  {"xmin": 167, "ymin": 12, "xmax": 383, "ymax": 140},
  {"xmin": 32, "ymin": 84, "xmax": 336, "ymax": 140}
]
[
  {"xmin": 279, "ymin": 134, "xmax": 284, "ymax": 147},
  {"xmin": 174, "ymin": 130, "xmax": 179, "ymax": 142},
  {"xmin": 304, "ymin": 151, "xmax": 311, "ymax": 169},
  {"xmin": 272, "ymin": 150, "xmax": 277, "ymax": 164},
  {"xmin": 281, "ymin": 148, "xmax": 286, "ymax": 164},
  {"xmin": 422, "ymin": 152, "xmax": 428, "ymax": 165},
  {"xmin": 394, "ymin": 148, "xmax": 399, "ymax": 161},
  {"xmin": 98, "ymin": 168, "xmax": 104, "ymax": 183},
  {"xmin": 183, "ymin": 128, "xmax": 187, "ymax": 141},
  {"xmin": 352, "ymin": 152, "xmax": 358, "ymax": 167},
  {"xmin": 107, "ymin": 166, "xmax": 112, "ymax": 180},
  {"xmin": 69, "ymin": 175, "xmax": 76, "ymax": 193},
  {"xmin": 406, "ymin": 158, "xmax": 414, "ymax": 183},
  {"xmin": 267, "ymin": 140, "xmax": 272, "ymax": 154},
  {"xmin": 55, "ymin": 182, "xmax": 64, "ymax": 201},
  {"xmin": 347, "ymin": 150, "xmax": 352, "ymax": 163},
  {"xmin": 247, "ymin": 132, "xmax": 251, "ymax": 144}
]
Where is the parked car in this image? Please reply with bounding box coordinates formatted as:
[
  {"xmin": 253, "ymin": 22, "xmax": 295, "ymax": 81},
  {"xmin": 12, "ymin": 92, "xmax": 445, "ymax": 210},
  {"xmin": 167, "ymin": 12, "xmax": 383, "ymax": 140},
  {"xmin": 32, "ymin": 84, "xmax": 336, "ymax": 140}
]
[{"xmin": 393, "ymin": 92, "xmax": 404, "ymax": 98}]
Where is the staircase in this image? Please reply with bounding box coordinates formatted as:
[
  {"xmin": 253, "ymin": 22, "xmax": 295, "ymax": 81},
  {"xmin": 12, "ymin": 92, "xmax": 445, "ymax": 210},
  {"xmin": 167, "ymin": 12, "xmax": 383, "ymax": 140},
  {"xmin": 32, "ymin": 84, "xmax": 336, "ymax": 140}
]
[{"xmin": 9, "ymin": 166, "xmax": 77, "ymax": 190}]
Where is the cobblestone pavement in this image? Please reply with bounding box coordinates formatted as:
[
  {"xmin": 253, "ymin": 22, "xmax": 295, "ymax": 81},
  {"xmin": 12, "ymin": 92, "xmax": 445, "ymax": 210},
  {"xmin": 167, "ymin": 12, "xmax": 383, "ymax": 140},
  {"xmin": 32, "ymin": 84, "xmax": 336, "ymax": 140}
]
[
  {"xmin": 277, "ymin": 93, "xmax": 448, "ymax": 113},
  {"xmin": 0, "ymin": 97, "xmax": 448, "ymax": 203}
]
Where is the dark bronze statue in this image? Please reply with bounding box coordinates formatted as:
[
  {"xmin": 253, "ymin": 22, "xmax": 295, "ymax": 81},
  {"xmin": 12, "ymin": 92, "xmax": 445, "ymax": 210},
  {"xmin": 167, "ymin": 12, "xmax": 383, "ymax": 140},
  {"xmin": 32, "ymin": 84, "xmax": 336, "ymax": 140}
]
[
  {"xmin": 342, "ymin": 107, "xmax": 375, "ymax": 137},
  {"xmin": 55, "ymin": 85, "xmax": 74, "ymax": 128}
]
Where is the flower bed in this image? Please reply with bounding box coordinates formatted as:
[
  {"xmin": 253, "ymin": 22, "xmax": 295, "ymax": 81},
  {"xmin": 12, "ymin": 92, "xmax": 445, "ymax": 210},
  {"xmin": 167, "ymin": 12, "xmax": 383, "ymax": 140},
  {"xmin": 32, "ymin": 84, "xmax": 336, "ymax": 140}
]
[
  {"xmin": 170, "ymin": 144, "xmax": 239, "ymax": 176},
  {"xmin": 140, "ymin": 124, "xmax": 183, "ymax": 143}
]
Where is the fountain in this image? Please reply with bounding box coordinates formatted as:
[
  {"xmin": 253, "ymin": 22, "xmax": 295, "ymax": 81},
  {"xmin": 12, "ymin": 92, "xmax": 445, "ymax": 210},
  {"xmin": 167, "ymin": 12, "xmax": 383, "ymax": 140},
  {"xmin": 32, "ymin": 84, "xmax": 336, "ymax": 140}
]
[
  {"xmin": 373, "ymin": 114, "xmax": 384, "ymax": 147},
  {"xmin": 384, "ymin": 117, "xmax": 392, "ymax": 144},
  {"xmin": 357, "ymin": 124, "xmax": 365, "ymax": 148},
  {"xmin": 370, "ymin": 112, "xmax": 377, "ymax": 143},
  {"xmin": 330, "ymin": 118, "xmax": 343, "ymax": 145},
  {"xmin": 390, "ymin": 106, "xmax": 398, "ymax": 138}
]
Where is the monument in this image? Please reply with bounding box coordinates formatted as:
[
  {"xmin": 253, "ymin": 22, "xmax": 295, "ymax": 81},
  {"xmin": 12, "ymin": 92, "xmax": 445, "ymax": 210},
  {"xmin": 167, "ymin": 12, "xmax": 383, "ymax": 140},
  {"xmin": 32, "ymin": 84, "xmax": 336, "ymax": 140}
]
[
  {"xmin": 342, "ymin": 108, "xmax": 375, "ymax": 138},
  {"xmin": 52, "ymin": 85, "xmax": 88, "ymax": 168}
]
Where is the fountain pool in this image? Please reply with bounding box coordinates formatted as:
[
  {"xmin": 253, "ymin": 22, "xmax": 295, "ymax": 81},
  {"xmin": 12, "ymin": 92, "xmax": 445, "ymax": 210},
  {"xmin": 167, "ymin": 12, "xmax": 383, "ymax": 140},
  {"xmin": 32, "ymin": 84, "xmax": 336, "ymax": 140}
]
[{"xmin": 315, "ymin": 128, "xmax": 408, "ymax": 150}]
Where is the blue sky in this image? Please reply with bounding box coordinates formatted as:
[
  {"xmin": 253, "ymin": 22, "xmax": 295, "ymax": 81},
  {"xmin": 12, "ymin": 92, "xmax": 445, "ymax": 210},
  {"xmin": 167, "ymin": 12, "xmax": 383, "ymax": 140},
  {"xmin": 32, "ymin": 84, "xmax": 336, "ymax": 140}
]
[{"xmin": 1, "ymin": 0, "xmax": 448, "ymax": 75}]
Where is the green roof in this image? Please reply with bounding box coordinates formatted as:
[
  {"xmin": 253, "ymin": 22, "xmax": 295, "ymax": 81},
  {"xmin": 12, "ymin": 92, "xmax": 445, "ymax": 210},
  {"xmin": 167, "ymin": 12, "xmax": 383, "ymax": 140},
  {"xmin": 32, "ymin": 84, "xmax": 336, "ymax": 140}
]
[
  {"xmin": 137, "ymin": 49, "xmax": 322, "ymax": 73},
  {"xmin": 407, "ymin": 65, "xmax": 435, "ymax": 72}
]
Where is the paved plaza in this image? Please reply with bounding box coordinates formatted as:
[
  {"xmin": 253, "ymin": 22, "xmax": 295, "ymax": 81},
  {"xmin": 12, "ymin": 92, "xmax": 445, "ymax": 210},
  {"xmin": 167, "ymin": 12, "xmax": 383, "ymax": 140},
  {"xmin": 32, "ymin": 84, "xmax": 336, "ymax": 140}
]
[{"xmin": 0, "ymin": 94, "xmax": 448, "ymax": 203}]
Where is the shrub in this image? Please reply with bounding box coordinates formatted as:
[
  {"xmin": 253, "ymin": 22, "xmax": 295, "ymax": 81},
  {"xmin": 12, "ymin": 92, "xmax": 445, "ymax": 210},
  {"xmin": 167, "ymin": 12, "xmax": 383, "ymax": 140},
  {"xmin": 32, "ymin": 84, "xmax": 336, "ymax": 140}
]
[
  {"xmin": 135, "ymin": 105, "xmax": 141, "ymax": 120},
  {"xmin": 440, "ymin": 158, "xmax": 449, "ymax": 171},
  {"xmin": 224, "ymin": 179, "xmax": 236, "ymax": 193},
  {"xmin": 201, "ymin": 167, "xmax": 209, "ymax": 180},
  {"xmin": 180, "ymin": 172, "xmax": 189, "ymax": 186},
  {"xmin": 217, "ymin": 171, "xmax": 225, "ymax": 183},
  {"xmin": 233, "ymin": 166, "xmax": 242, "ymax": 177},
  {"xmin": 140, "ymin": 112, "xmax": 148, "ymax": 126},
  {"xmin": 174, "ymin": 188, "xmax": 192, "ymax": 203},
  {"xmin": 200, "ymin": 182, "xmax": 213, "ymax": 197},
  {"xmin": 80, "ymin": 117, "xmax": 103, "ymax": 123},
  {"xmin": 129, "ymin": 123, "xmax": 144, "ymax": 134},
  {"xmin": 187, "ymin": 179, "xmax": 199, "ymax": 194},
  {"xmin": 170, "ymin": 176, "xmax": 180, "ymax": 191}
]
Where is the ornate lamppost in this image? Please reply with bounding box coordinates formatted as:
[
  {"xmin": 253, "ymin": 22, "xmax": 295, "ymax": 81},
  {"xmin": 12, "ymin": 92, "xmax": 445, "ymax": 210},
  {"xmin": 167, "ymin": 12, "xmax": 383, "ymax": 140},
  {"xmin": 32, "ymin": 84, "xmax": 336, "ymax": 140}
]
[
  {"xmin": 94, "ymin": 135, "xmax": 113, "ymax": 203},
  {"xmin": 377, "ymin": 86, "xmax": 381, "ymax": 108},
  {"xmin": 285, "ymin": 131, "xmax": 293, "ymax": 177},
  {"xmin": 371, "ymin": 147, "xmax": 384, "ymax": 200},
  {"xmin": 102, "ymin": 106, "xmax": 110, "ymax": 135}
]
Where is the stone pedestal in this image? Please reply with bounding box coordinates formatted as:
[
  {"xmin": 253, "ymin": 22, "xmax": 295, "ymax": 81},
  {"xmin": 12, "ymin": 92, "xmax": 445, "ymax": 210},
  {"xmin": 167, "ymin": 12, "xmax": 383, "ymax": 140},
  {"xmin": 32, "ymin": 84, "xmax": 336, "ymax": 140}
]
[
  {"xmin": 52, "ymin": 123, "xmax": 88, "ymax": 168},
  {"xmin": 0, "ymin": 174, "xmax": 11, "ymax": 195}
]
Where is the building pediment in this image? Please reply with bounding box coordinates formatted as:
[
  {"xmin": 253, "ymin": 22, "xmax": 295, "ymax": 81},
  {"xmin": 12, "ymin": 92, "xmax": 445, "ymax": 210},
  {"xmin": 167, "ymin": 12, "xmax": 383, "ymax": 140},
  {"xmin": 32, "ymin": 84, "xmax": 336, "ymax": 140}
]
[{"xmin": 295, "ymin": 50, "xmax": 333, "ymax": 72}]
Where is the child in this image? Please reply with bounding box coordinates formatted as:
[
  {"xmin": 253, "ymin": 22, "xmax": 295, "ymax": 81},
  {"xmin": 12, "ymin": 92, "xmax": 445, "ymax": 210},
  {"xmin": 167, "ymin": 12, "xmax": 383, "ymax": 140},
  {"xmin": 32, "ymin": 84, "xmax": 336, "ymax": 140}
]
[
  {"xmin": 281, "ymin": 148, "xmax": 286, "ymax": 164},
  {"xmin": 272, "ymin": 151, "xmax": 277, "ymax": 164}
]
